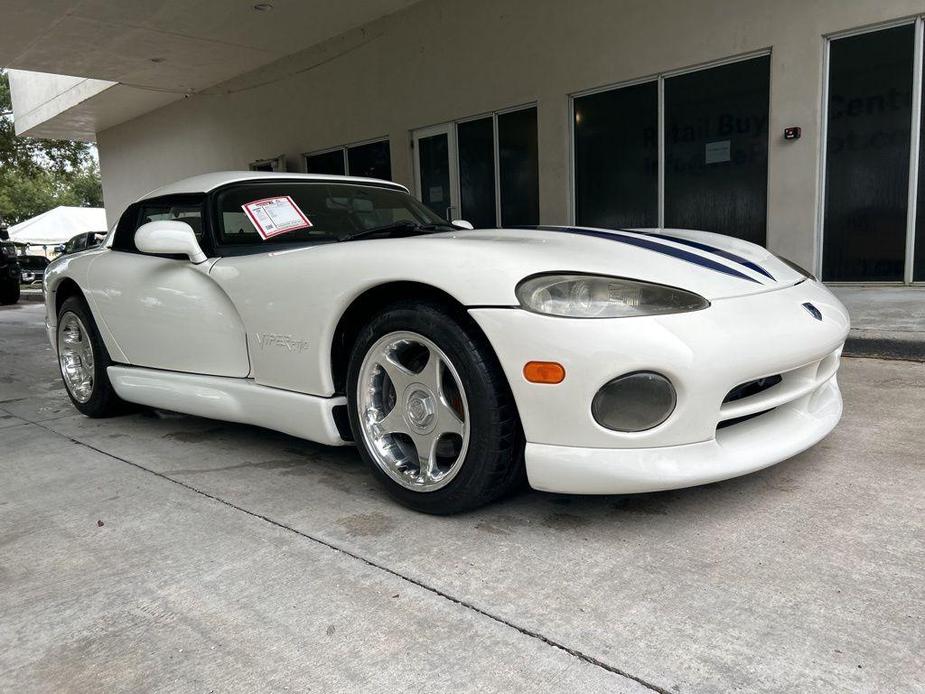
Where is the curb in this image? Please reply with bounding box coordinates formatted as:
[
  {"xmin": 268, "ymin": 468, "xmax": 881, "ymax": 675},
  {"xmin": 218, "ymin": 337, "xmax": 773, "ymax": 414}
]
[{"xmin": 844, "ymin": 332, "xmax": 925, "ymax": 362}]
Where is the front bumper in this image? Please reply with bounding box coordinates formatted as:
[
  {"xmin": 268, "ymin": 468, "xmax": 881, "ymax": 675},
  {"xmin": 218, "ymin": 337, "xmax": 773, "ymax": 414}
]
[
  {"xmin": 527, "ymin": 377, "xmax": 841, "ymax": 494},
  {"xmin": 469, "ymin": 279, "xmax": 849, "ymax": 494}
]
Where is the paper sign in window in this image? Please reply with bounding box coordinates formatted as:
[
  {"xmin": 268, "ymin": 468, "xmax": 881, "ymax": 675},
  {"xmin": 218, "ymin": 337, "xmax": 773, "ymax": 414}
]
[
  {"xmin": 705, "ymin": 140, "xmax": 731, "ymax": 164},
  {"xmin": 242, "ymin": 196, "xmax": 312, "ymax": 239}
]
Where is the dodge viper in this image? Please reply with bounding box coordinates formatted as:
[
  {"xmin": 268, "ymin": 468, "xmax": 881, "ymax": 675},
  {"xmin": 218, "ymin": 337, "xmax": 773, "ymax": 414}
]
[{"xmin": 44, "ymin": 172, "xmax": 849, "ymax": 513}]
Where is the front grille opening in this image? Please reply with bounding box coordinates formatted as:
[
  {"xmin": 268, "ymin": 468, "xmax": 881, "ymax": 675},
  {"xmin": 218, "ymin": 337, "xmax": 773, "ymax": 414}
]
[
  {"xmin": 717, "ymin": 408, "xmax": 775, "ymax": 430},
  {"xmin": 723, "ymin": 374, "xmax": 783, "ymax": 404}
]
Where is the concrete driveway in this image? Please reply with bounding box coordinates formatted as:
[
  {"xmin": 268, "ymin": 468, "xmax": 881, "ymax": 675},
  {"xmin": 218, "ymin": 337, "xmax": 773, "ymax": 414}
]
[{"xmin": 1, "ymin": 302, "xmax": 923, "ymax": 693}]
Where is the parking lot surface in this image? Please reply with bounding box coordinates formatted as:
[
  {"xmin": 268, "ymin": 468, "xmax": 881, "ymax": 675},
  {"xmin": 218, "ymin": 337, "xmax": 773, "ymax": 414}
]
[{"xmin": 1, "ymin": 302, "xmax": 923, "ymax": 693}]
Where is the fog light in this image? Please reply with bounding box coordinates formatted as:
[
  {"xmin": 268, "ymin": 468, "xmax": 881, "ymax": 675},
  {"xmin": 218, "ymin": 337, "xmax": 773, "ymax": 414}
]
[{"xmin": 592, "ymin": 372, "xmax": 676, "ymax": 432}]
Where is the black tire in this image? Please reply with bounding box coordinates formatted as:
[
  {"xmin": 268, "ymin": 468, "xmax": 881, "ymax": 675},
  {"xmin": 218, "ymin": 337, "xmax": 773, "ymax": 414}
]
[
  {"xmin": 57, "ymin": 294, "xmax": 128, "ymax": 417},
  {"xmin": 0, "ymin": 279, "xmax": 19, "ymax": 305},
  {"xmin": 346, "ymin": 300, "xmax": 524, "ymax": 515}
]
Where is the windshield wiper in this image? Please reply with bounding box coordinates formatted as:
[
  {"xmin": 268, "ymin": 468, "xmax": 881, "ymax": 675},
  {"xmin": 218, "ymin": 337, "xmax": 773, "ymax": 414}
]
[{"xmin": 339, "ymin": 219, "xmax": 458, "ymax": 242}]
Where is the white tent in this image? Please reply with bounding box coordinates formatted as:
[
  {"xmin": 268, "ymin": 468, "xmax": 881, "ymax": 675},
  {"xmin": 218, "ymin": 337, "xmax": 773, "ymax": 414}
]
[{"xmin": 8, "ymin": 206, "xmax": 107, "ymax": 252}]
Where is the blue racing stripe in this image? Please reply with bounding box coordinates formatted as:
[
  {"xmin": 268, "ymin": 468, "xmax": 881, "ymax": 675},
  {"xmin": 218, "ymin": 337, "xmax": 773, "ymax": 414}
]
[
  {"xmin": 518, "ymin": 226, "xmax": 762, "ymax": 284},
  {"xmin": 634, "ymin": 230, "xmax": 774, "ymax": 280}
]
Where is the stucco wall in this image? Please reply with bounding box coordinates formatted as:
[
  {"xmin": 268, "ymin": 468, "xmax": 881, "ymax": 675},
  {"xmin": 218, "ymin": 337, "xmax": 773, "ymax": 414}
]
[{"xmin": 96, "ymin": 0, "xmax": 925, "ymax": 269}]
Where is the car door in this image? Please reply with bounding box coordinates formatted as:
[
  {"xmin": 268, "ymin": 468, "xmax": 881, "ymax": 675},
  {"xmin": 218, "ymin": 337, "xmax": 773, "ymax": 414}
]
[{"xmin": 85, "ymin": 195, "xmax": 250, "ymax": 377}]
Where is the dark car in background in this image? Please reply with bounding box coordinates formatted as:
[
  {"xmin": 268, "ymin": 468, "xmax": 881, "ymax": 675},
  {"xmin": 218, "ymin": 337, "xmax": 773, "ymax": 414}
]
[
  {"xmin": 59, "ymin": 231, "xmax": 106, "ymax": 256},
  {"xmin": 0, "ymin": 236, "xmax": 21, "ymax": 305},
  {"xmin": 18, "ymin": 253, "xmax": 50, "ymax": 284}
]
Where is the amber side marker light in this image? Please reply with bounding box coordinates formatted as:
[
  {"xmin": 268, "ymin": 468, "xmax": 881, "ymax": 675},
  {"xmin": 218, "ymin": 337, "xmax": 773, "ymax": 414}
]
[{"xmin": 523, "ymin": 361, "xmax": 566, "ymax": 384}]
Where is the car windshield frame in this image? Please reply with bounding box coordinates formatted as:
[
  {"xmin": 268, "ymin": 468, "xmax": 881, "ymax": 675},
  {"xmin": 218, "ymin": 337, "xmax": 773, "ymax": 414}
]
[{"xmin": 208, "ymin": 179, "xmax": 448, "ymax": 256}]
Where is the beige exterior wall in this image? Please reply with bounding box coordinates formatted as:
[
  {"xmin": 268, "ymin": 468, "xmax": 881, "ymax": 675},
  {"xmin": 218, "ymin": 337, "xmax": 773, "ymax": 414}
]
[{"xmin": 96, "ymin": 0, "xmax": 925, "ymax": 269}]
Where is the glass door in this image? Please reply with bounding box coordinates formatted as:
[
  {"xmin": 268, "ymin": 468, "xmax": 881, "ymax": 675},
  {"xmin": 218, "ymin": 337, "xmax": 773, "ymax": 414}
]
[
  {"xmin": 822, "ymin": 24, "xmax": 915, "ymax": 282},
  {"xmin": 664, "ymin": 56, "xmax": 771, "ymax": 245},
  {"xmin": 413, "ymin": 124, "xmax": 459, "ymax": 220}
]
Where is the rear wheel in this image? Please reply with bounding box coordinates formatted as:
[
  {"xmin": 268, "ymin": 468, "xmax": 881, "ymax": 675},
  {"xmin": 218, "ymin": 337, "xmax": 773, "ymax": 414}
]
[
  {"xmin": 57, "ymin": 295, "xmax": 127, "ymax": 417},
  {"xmin": 346, "ymin": 301, "xmax": 523, "ymax": 514},
  {"xmin": 0, "ymin": 279, "xmax": 19, "ymax": 305}
]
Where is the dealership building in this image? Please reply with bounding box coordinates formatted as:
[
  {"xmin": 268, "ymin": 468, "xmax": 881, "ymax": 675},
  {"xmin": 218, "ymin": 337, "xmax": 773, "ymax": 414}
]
[{"xmin": 5, "ymin": 0, "xmax": 925, "ymax": 284}]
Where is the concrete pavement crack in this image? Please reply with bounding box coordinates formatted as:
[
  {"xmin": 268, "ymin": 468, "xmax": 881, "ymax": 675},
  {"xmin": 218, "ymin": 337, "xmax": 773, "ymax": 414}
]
[{"xmin": 32, "ymin": 419, "xmax": 668, "ymax": 694}]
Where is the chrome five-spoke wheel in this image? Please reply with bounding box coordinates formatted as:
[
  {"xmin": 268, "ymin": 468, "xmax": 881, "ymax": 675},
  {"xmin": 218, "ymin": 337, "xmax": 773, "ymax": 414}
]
[
  {"xmin": 57, "ymin": 311, "xmax": 95, "ymax": 404},
  {"xmin": 357, "ymin": 331, "xmax": 470, "ymax": 492}
]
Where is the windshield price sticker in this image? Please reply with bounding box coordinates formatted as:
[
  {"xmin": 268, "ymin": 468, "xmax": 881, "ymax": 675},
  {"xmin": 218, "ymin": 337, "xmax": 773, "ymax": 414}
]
[{"xmin": 242, "ymin": 196, "xmax": 312, "ymax": 239}]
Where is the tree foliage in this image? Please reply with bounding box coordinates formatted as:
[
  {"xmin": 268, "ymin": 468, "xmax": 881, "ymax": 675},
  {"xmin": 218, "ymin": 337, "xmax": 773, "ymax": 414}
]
[{"xmin": 0, "ymin": 69, "xmax": 102, "ymax": 225}]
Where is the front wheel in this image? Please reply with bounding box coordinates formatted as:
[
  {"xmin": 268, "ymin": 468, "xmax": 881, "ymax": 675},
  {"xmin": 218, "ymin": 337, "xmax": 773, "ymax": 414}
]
[{"xmin": 346, "ymin": 301, "xmax": 523, "ymax": 514}]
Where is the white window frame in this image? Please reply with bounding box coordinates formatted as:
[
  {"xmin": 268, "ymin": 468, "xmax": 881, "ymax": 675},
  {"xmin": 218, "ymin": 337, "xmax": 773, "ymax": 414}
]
[
  {"xmin": 412, "ymin": 102, "xmax": 538, "ymax": 226},
  {"xmin": 303, "ymin": 136, "xmax": 391, "ymax": 177},
  {"xmin": 817, "ymin": 16, "xmax": 924, "ymax": 285},
  {"xmin": 568, "ymin": 49, "xmax": 772, "ymax": 234}
]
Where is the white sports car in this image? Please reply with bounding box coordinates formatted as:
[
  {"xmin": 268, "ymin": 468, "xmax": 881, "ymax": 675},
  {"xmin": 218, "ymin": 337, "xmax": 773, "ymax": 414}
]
[{"xmin": 44, "ymin": 172, "xmax": 849, "ymax": 513}]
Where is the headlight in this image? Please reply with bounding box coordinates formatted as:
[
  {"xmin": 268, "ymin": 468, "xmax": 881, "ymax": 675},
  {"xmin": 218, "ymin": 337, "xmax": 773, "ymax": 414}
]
[
  {"xmin": 0, "ymin": 246, "xmax": 12, "ymax": 258},
  {"xmin": 515, "ymin": 273, "xmax": 709, "ymax": 318},
  {"xmin": 775, "ymin": 254, "xmax": 816, "ymax": 281}
]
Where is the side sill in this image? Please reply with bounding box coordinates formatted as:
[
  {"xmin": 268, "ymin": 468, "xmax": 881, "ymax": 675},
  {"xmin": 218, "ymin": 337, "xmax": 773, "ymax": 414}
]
[{"xmin": 107, "ymin": 366, "xmax": 349, "ymax": 446}]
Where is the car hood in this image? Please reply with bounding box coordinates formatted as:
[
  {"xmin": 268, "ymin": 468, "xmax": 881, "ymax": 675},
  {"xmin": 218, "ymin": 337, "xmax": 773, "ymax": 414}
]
[{"xmin": 425, "ymin": 226, "xmax": 806, "ymax": 301}]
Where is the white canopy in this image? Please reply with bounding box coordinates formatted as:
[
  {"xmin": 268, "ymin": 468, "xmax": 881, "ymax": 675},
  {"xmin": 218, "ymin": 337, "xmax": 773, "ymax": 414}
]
[{"xmin": 8, "ymin": 206, "xmax": 107, "ymax": 246}]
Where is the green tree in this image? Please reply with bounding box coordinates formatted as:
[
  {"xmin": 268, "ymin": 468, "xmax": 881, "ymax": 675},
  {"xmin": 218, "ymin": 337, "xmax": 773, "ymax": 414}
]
[{"xmin": 0, "ymin": 69, "xmax": 102, "ymax": 225}]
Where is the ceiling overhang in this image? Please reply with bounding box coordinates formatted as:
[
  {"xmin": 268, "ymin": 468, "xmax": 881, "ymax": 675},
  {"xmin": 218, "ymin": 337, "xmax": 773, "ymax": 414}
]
[{"xmin": 2, "ymin": 0, "xmax": 422, "ymax": 139}]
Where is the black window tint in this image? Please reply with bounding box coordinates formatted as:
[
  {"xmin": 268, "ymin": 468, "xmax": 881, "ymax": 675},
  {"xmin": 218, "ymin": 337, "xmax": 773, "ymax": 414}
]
[
  {"xmin": 215, "ymin": 182, "xmax": 443, "ymax": 247},
  {"xmin": 417, "ymin": 133, "xmax": 452, "ymax": 218},
  {"xmin": 111, "ymin": 195, "xmax": 205, "ymax": 253},
  {"xmin": 498, "ymin": 107, "xmax": 539, "ymax": 226},
  {"xmin": 458, "ymin": 117, "xmax": 497, "ymax": 228},
  {"xmin": 112, "ymin": 205, "xmax": 139, "ymax": 251},
  {"xmin": 824, "ymin": 25, "xmax": 914, "ymax": 281},
  {"xmin": 306, "ymin": 150, "xmax": 346, "ymax": 175},
  {"xmin": 664, "ymin": 55, "xmax": 770, "ymax": 245},
  {"xmin": 917, "ymin": 33, "xmax": 925, "ymax": 281},
  {"xmin": 574, "ymin": 81, "xmax": 659, "ymax": 228},
  {"xmin": 347, "ymin": 140, "xmax": 392, "ymax": 180}
]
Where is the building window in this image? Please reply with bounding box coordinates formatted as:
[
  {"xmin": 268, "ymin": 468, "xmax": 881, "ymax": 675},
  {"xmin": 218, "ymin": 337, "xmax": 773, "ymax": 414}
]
[
  {"xmin": 573, "ymin": 81, "xmax": 658, "ymax": 228},
  {"xmin": 822, "ymin": 23, "xmax": 917, "ymax": 282},
  {"xmin": 457, "ymin": 117, "xmax": 497, "ymax": 228},
  {"xmin": 305, "ymin": 149, "xmax": 346, "ymax": 176},
  {"xmin": 305, "ymin": 139, "xmax": 392, "ymax": 181},
  {"xmin": 250, "ymin": 155, "xmax": 286, "ymax": 172},
  {"xmin": 347, "ymin": 140, "xmax": 391, "ymax": 179},
  {"xmin": 572, "ymin": 53, "xmax": 770, "ymax": 245},
  {"xmin": 304, "ymin": 139, "xmax": 392, "ymax": 180},
  {"xmin": 412, "ymin": 105, "xmax": 539, "ymax": 226},
  {"xmin": 665, "ymin": 56, "xmax": 770, "ymax": 245},
  {"xmin": 498, "ymin": 107, "xmax": 540, "ymax": 226}
]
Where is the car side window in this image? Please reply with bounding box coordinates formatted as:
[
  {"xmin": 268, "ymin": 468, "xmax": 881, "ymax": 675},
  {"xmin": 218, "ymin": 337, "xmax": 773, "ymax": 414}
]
[
  {"xmin": 111, "ymin": 194, "xmax": 207, "ymax": 254},
  {"xmin": 139, "ymin": 203, "xmax": 204, "ymax": 242}
]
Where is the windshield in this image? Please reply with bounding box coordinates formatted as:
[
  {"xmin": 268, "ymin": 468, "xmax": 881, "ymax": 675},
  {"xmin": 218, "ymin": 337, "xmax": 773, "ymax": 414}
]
[{"xmin": 216, "ymin": 182, "xmax": 447, "ymax": 246}]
